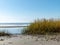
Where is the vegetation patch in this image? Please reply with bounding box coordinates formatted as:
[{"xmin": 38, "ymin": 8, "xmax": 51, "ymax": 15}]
[
  {"xmin": 22, "ymin": 19, "xmax": 60, "ymax": 35},
  {"xmin": 0, "ymin": 31, "xmax": 11, "ymax": 36}
]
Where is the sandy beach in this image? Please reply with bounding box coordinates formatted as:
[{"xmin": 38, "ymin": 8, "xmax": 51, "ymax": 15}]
[{"xmin": 0, "ymin": 35, "xmax": 60, "ymax": 45}]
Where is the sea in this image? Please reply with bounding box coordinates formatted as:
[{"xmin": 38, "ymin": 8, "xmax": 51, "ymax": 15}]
[{"xmin": 0, "ymin": 23, "xmax": 29, "ymax": 34}]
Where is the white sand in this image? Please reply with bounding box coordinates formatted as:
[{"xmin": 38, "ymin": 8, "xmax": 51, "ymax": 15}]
[{"xmin": 0, "ymin": 35, "xmax": 60, "ymax": 45}]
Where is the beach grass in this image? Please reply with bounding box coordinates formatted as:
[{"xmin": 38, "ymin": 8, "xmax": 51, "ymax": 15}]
[
  {"xmin": 22, "ymin": 19, "xmax": 60, "ymax": 35},
  {"xmin": 0, "ymin": 31, "xmax": 11, "ymax": 36}
]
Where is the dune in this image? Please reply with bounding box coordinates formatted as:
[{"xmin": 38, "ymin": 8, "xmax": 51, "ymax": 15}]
[{"xmin": 0, "ymin": 35, "xmax": 60, "ymax": 45}]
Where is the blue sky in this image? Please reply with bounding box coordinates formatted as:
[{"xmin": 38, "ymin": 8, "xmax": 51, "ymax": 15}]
[
  {"xmin": 0, "ymin": 0, "xmax": 60, "ymax": 34},
  {"xmin": 0, "ymin": 0, "xmax": 60, "ymax": 23}
]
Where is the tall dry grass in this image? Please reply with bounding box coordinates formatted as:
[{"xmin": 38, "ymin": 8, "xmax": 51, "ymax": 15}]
[{"xmin": 22, "ymin": 19, "xmax": 60, "ymax": 35}]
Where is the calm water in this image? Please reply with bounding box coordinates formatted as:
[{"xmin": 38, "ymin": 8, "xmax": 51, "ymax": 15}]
[
  {"xmin": 0, "ymin": 28, "xmax": 23, "ymax": 34},
  {"xmin": 0, "ymin": 23, "xmax": 29, "ymax": 34}
]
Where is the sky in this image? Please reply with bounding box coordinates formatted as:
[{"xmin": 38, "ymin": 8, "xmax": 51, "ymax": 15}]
[
  {"xmin": 0, "ymin": 0, "xmax": 60, "ymax": 34},
  {"xmin": 0, "ymin": 0, "xmax": 60, "ymax": 23}
]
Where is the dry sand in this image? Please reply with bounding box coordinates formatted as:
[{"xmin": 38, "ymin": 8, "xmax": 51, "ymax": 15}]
[{"xmin": 0, "ymin": 35, "xmax": 60, "ymax": 45}]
